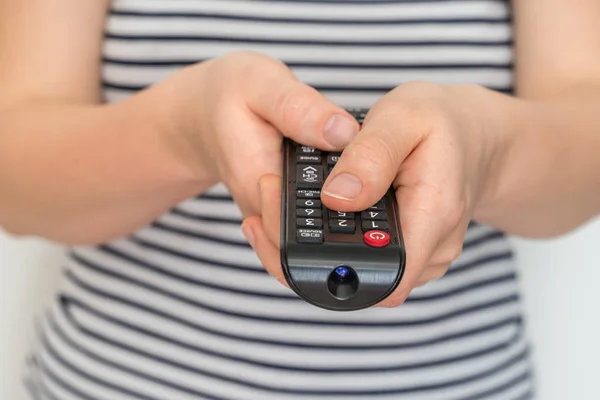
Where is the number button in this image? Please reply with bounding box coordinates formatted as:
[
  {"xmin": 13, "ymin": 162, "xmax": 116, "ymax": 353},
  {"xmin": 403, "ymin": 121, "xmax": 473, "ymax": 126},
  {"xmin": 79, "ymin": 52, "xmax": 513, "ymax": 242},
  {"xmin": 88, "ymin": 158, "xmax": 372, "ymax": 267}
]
[
  {"xmin": 297, "ymin": 208, "xmax": 322, "ymax": 218},
  {"xmin": 297, "ymin": 199, "xmax": 322, "ymax": 208},
  {"xmin": 361, "ymin": 220, "xmax": 389, "ymax": 232},
  {"xmin": 297, "ymin": 229, "xmax": 324, "ymax": 244},
  {"xmin": 329, "ymin": 219, "xmax": 356, "ymax": 233},
  {"xmin": 328, "ymin": 211, "xmax": 355, "ymax": 219},
  {"xmin": 361, "ymin": 211, "xmax": 387, "ymax": 221},
  {"xmin": 297, "ymin": 218, "xmax": 323, "ymax": 228}
]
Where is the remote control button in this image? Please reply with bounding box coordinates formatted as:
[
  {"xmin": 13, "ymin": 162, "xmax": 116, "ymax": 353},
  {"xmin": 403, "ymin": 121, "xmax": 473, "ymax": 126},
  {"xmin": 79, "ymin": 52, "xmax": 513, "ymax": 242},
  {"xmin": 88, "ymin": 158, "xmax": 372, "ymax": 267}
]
[
  {"xmin": 327, "ymin": 153, "xmax": 341, "ymax": 167},
  {"xmin": 297, "ymin": 229, "xmax": 324, "ymax": 244},
  {"xmin": 328, "ymin": 210, "xmax": 355, "ymax": 219},
  {"xmin": 297, "ymin": 189, "xmax": 320, "ymax": 199},
  {"xmin": 297, "ymin": 154, "xmax": 322, "ymax": 164},
  {"xmin": 361, "ymin": 210, "xmax": 387, "ymax": 221},
  {"xmin": 297, "ymin": 199, "xmax": 322, "ymax": 208},
  {"xmin": 364, "ymin": 230, "xmax": 390, "ymax": 247},
  {"xmin": 368, "ymin": 200, "xmax": 386, "ymax": 211},
  {"xmin": 296, "ymin": 165, "xmax": 323, "ymax": 189},
  {"xmin": 362, "ymin": 220, "xmax": 389, "ymax": 232},
  {"xmin": 297, "ymin": 218, "xmax": 323, "ymax": 228},
  {"xmin": 297, "ymin": 208, "xmax": 322, "ymax": 218},
  {"xmin": 329, "ymin": 219, "xmax": 356, "ymax": 233},
  {"xmin": 298, "ymin": 145, "xmax": 321, "ymax": 155}
]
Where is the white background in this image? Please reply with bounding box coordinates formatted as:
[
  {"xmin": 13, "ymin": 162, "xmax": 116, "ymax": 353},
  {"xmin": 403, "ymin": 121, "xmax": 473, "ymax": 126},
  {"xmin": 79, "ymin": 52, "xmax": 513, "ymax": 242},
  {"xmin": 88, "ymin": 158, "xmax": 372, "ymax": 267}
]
[{"xmin": 2, "ymin": 219, "xmax": 600, "ymax": 400}]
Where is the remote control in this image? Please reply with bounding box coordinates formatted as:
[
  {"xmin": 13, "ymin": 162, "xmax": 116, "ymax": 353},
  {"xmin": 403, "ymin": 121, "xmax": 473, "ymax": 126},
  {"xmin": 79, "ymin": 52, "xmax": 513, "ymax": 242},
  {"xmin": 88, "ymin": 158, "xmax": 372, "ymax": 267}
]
[{"xmin": 280, "ymin": 108, "xmax": 406, "ymax": 311}]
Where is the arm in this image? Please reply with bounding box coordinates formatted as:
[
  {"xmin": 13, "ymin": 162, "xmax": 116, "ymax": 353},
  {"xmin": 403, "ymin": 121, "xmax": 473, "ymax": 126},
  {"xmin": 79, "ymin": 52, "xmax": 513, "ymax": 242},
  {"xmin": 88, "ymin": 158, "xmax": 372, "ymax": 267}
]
[
  {"xmin": 0, "ymin": 1, "xmax": 356, "ymax": 245},
  {"xmin": 472, "ymin": 0, "xmax": 600, "ymax": 237},
  {"xmin": 318, "ymin": 0, "xmax": 600, "ymax": 240},
  {"xmin": 259, "ymin": 0, "xmax": 600, "ymax": 304},
  {"xmin": 0, "ymin": 1, "xmax": 208, "ymax": 244}
]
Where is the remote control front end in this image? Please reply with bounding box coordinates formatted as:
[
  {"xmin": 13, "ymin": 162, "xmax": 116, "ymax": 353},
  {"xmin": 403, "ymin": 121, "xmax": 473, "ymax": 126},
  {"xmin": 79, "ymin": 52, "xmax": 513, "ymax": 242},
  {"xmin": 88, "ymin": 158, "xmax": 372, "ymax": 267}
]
[{"xmin": 280, "ymin": 109, "xmax": 406, "ymax": 311}]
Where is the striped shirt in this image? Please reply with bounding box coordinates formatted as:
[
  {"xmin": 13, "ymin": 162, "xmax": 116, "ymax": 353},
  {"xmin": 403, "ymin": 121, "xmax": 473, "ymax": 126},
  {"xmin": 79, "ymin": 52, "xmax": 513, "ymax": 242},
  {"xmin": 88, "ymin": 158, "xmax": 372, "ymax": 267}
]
[{"xmin": 24, "ymin": 1, "xmax": 535, "ymax": 399}]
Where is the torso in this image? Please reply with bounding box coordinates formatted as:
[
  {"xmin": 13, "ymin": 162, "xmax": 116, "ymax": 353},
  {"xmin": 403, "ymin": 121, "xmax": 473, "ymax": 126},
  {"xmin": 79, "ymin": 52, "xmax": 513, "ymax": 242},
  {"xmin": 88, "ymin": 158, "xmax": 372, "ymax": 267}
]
[{"xmin": 25, "ymin": 1, "xmax": 534, "ymax": 399}]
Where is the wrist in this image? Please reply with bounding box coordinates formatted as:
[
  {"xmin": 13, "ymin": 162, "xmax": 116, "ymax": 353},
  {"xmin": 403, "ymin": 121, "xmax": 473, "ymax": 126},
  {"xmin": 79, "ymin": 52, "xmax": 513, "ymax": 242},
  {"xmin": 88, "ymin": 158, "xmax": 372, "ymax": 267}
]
[
  {"xmin": 469, "ymin": 87, "xmax": 564, "ymax": 233},
  {"xmin": 124, "ymin": 62, "xmax": 218, "ymax": 189},
  {"xmin": 464, "ymin": 86, "xmax": 527, "ymax": 221},
  {"xmin": 113, "ymin": 78, "xmax": 213, "ymax": 192}
]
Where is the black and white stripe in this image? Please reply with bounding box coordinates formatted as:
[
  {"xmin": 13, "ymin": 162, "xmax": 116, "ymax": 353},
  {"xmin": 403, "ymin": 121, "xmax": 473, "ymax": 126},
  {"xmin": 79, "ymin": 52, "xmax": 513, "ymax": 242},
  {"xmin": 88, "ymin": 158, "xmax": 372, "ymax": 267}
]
[{"xmin": 25, "ymin": 1, "xmax": 534, "ymax": 399}]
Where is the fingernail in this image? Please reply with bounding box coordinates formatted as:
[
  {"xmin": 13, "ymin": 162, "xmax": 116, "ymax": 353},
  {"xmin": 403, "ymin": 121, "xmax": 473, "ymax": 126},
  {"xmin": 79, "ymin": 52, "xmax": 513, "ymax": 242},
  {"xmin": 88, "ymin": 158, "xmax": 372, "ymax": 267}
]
[
  {"xmin": 323, "ymin": 114, "xmax": 357, "ymax": 148},
  {"xmin": 241, "ymin": 224, "xmax": 255, "ymax": 248},
  {"xmin": 323, "ymin": 173, "xmax": 362, "ymax": 200}
]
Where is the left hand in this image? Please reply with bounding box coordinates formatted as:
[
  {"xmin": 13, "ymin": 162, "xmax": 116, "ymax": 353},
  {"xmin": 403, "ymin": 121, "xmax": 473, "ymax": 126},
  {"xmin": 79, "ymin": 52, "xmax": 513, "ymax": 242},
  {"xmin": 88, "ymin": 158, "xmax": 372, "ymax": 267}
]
[{"xmin": 242, "ymin": 81, "xmax": 510, "ymax": 306}]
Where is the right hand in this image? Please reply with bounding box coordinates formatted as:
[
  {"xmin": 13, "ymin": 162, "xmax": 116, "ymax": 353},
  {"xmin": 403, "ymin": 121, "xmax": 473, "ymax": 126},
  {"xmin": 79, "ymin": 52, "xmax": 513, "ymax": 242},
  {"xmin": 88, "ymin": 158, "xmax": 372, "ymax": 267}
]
[{"xmin": 161, "ymin": 51, "xmax": 360, "ymax": 219}]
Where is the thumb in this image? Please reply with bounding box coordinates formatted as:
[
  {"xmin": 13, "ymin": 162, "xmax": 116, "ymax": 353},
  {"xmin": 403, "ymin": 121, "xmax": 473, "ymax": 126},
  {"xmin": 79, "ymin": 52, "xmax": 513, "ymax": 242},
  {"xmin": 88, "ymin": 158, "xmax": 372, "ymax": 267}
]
[{"xmin": 321, "ymin": 113, "xmax": 421, "ymax": 212}]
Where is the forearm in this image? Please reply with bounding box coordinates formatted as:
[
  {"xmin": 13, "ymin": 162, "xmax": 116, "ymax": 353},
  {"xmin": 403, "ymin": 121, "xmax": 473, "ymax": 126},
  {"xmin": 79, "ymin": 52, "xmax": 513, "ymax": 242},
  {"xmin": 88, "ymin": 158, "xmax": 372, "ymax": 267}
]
[
  {"xmin": 0, "ymin": 80, "xmax": 211, "ymax": 244},
  {"xmin": 473, "ymin": 86, "xmax": 600, "ymax": 237}
]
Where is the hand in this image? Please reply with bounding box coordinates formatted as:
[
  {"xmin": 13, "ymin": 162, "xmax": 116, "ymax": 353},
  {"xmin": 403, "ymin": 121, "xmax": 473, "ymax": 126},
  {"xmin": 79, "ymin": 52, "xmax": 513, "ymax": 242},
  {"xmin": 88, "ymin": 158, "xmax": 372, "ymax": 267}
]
[
  {"xmin": 244, "ymin": 82, "xmax": 510, "ymax": 301},
  {"xmin": 164, "ymin": 51, "xmax": 360, "ymax": 219}
]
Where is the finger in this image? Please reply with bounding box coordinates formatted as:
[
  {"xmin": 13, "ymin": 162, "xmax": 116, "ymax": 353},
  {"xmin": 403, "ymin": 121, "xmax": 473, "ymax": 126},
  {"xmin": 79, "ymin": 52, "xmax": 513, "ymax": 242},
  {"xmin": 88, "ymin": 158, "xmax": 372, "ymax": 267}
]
[
  {"xmin": 411, "ymin": 219, "xmax": 468, "ymax": 288},
  {"xmin": 373, "ymin": 183, "xmax": 450, "ymax": 307},
  {"xmin": 234, "ymin": 53, "xmax": 359, "ymax": 150},
  {"xmin": 241, "ymin": 216, "xmax": 289, "ymax": 288},
  {"xmin": 320, "ymin": 100, "xmax": 427, "ymax": 212},
  {"xmin": 414, "ymin": 262, "xmax": 450, "ymax": 287},
  {"xmin": 258, "ymin": 174, "xmax": 282, "ymax": 248},
  {"xmin": 427, "ymin": 217, "xmax": 469, "ymax": 267}
]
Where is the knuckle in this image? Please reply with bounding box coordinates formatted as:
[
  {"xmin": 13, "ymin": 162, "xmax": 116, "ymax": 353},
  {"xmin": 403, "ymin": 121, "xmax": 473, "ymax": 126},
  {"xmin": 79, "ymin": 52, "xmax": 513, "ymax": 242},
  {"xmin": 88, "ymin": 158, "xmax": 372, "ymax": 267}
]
[
  {"xmin": 443, "ymin": 197, "xmax": 467, "ymax": 232},
  {"xmin": 398, "ymin": 80, "xmax": 448, "ymax": 100},
  {"xmin": 217, "ymin": 51, "xmax": 286, "ymax": 83},
  {"xmin": 274, "ymin": 86, "xmax": 314, "ymax": 130},
  {"xmin": 347, "ymin": 134, "xmax": 398, "ymax": 177},
  {"xmin": 384, "ymin": 292, "xmax": 409, "ymax": 308},
  {"xmin": 432, "ymin": 239, "xmax": 464, "ymax": 266},
  {"xmin": 444, "ymin": 245, "xmax": 463, "ymax": 264},
  {"xmin": 387, "ymin": 81, "xmax": 451, "ymax": 135},
  {"xmin": 221, "ymin": 50, "xmax": 276, "ymax": 66},
  {"xmin": 379, "ymin": 285, "xmax": 412, "ymax": 308},
  {"xmin": 431, "ymin": 264, "xmax": 451, "ymax": 280},
  {"xmin": 418, "ymin": 263, "xmax": 450, "ymax": 286}
]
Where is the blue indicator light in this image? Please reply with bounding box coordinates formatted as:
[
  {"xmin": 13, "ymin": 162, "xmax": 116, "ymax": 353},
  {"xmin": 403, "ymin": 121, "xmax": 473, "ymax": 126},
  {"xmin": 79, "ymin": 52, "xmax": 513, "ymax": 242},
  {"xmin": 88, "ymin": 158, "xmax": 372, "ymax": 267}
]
[{"xmin": 334, "ymin": 266, "xmax": 350, "ymax": 279}]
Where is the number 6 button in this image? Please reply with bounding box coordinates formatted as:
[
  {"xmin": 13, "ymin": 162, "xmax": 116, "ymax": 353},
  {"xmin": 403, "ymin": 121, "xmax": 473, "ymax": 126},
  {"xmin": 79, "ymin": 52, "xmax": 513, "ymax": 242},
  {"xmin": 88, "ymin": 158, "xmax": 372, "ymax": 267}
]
[{"xmin": 297, "ymin": 208, "xmax": 322, "ymax": 218}]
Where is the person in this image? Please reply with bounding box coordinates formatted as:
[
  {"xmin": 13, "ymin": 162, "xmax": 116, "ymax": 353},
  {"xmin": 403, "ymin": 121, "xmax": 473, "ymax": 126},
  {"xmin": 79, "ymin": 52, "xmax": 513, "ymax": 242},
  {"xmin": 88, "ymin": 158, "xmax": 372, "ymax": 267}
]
[{"xmin": 1, "ymin": 0, "xmax": 599, "ymax": 399}]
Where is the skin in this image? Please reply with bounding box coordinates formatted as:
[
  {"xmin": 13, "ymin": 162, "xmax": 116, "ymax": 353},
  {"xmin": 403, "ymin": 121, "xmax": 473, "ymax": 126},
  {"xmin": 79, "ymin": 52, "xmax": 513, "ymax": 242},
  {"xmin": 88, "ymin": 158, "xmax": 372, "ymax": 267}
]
[{"xmin": 1, "ymin": 1, "xmax": 599, "ymax": 308}]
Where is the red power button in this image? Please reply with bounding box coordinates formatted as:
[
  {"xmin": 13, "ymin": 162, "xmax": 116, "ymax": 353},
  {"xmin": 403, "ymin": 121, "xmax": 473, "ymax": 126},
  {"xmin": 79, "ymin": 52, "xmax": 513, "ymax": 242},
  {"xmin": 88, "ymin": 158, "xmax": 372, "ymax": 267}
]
[{"xmin": 364, "ymin": 230, "xmax": 390, "ymax": 247}]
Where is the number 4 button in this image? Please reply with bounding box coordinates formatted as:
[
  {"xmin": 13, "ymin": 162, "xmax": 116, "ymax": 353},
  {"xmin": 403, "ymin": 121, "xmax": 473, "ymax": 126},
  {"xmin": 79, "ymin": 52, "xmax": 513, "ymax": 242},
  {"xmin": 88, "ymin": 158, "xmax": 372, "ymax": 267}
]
[{"xmin": 361, "ymin": 211, "xmax": 387, "ymax": 220}]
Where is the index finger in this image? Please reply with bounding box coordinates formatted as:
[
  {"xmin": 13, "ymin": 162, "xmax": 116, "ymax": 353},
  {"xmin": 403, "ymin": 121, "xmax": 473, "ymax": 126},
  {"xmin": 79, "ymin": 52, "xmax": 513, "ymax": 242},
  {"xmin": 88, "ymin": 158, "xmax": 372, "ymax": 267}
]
[{"xmin": 230, "ymin": 52, "xmax": 360, "ymax": 150}]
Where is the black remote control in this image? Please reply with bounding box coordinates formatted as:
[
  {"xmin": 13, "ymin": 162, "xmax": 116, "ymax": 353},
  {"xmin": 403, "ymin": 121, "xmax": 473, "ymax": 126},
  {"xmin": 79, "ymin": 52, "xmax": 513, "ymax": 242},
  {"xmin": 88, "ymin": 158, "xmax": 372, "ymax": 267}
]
[{"xmin": 280, "ymin": 108, "xmax": 406, "ymax": 311}]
